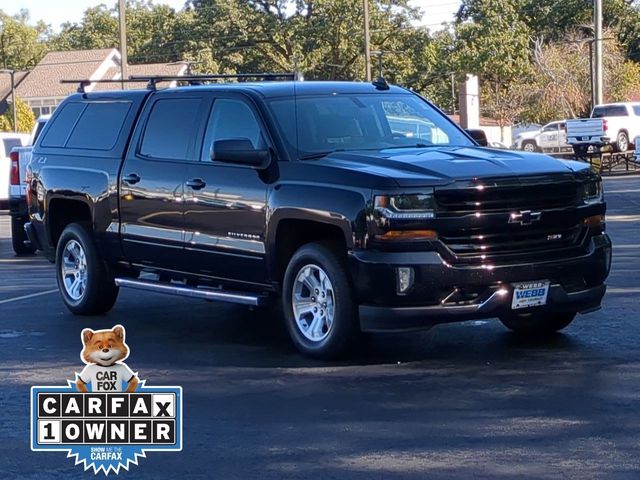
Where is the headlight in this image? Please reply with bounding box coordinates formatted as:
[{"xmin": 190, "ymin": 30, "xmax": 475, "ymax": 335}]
[
  {"xmin": 374, "ymin": 194, "xmax": 435, "ymax": 219},
  {"xmin": 583, "ymin": 180, "xmax": 603, "ymax": 204},
  {"xmin": 370, "ymin": 193, "xmax": 437, "ymax": 245}
]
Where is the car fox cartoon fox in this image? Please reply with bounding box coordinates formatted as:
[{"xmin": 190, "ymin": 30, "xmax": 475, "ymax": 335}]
[{"xmin": 76, "ymin": 325, "xmax": 139, "ymax": 393}]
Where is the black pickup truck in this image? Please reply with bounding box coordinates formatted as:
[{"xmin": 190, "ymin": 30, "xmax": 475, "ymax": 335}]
[{"xmin": 25, "ymin": 77, "xmax": 611, "ymax": 358}]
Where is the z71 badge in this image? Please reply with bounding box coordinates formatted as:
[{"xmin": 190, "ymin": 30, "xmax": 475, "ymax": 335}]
[{"xmin": 30, "ymin": 325, "xmax": 182, "ymax": 475}]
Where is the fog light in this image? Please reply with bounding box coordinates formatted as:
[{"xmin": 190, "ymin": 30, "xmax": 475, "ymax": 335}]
[{"xmin": 396, "ymin": 267, "xmax": 414, "ymax": 295}]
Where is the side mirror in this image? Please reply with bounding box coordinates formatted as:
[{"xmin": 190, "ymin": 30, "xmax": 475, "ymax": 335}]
[
  {"xmin": 212, "ymin": 138, "xmax": 271, "ymax": 169},
  {"xmin": 466, "ymin": 129, "xmax": 488, "ymax": 147}
]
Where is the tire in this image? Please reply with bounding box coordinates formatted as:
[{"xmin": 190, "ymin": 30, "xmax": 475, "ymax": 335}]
[
  {"xmin": 11, "ymin": 216, "xmax": 35, "ymax": 255},
  {"xmin": 616, "ymin": 131, "xmax": 629, "ymax": 152},
  {"xmin": 55, "ymin": 223, "xmax": 119, "ymax": 315},
  {"xmin": 499, "ymin": 311, "xmax": 576, "ymax": 335},
  {"xmin": 522, "ymin": 140, "xmax": 538, "ymax": 153},
  {"xmin": 282, "ymin": 242, "xmax": 359, "ymax": 359}
]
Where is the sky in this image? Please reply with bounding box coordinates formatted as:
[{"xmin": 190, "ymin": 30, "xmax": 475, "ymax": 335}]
[{"xmin": 0, "ymin": 0, "xmax": 460, "ymax": 31}]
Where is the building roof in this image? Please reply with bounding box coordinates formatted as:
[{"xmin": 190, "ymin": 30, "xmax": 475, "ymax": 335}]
[
  {"xmin": 94, "ymin": 62, "xmax": 189, "ymax": 91},
  {"xmin": 14, "ymin": 48, "xmax": 188, "ymax": 98},
  {"xmin": 16, "ymin": 48, "xmax": 119, "ymax": 98},
  {"xmin": 0, "ymin": 71, "xmax": 29, "ymax": 100}
]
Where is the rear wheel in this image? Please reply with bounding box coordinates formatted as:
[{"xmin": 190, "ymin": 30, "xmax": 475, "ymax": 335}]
[
  {"xmin": 282, "ymin": 242, "xmax": 359, "ymax": 359},
  {"xmin": 11, "ymin": 216, "xmax": 35, "ymax": 255},
  {"xmin": 55, "ymin": 223, "xmax": 119, "ymax": 315},
  {"xmin": 499, "ymin": 311, "xmax": 576, "ymax": 335}
]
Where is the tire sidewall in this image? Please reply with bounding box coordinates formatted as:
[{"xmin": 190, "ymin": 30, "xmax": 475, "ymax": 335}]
[
  {"xmin": 522, "ymin": 141, "xmax": 537, "ymax": 152},
  {"xmin": 282, "ymin": 243, "xmax": 356, "ymax": 357}
]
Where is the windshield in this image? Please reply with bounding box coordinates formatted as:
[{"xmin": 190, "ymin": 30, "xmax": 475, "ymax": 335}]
[{"xmin": 268, "ymin": 93, "xmax": 473, "ymax": 159}]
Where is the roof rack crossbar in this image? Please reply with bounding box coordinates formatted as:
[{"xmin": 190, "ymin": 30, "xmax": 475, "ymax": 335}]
[
  {"xmin": 131, "ymin": 73, "xmax": 297, "ymax": 88},
  {"xmin": 60, "ymin": 78, "xmax": 149, "ymax": 93},
  {"xmin": 61, "ymin": 72, "xmax": 298, "ymax": 93}
]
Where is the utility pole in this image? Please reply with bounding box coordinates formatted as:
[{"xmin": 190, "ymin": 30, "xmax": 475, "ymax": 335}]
[
  {"xmin": 0, "ymin": 69, "xmax": 17, "ymax": 132},
  {"xmin": 363, "ymin": 0, "xmax": 372, "ymax": 82},
  {"xmin": 118, "ymin": 0, "xmax": 128, "ymax": 88},
  {"xmin": 451, "ymin": 72, "xmax": 456, "ymax": 115},
  {"xmin": 594, "ymin": 0, "xmax": 603, "ymax": 105}
]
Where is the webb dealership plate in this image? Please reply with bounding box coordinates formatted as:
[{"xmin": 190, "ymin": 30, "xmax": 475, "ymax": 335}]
[{"xmin": 511, "ymin": 280, "xmax": 550, "ymax": 310}]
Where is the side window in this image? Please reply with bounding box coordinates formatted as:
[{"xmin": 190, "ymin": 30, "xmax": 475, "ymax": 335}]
[
  {"xmin": 201, "ymin": 98, "xmax": 265, "ymax": 161},
  {"xmin": 67, "ymin": 102, "xmax": 132, "ymax": 150},
  {"xmin": 607, "ymin": 105, "xmax": 628, "ymax": 116},
  {"xmin": 140, "ymin": 98, "xmax": 203, "ymax": 160},
  {"xmin": 542, "ymin": 124, "xmax": 557, "ymax": 132},
  {"xmin": 633, "ymin": 105, "xmax": 640, "ymax": 116},
  {"xmin": 592, "ymin": 107, "xmax": 606, "ymax": 118},
  {"xmin": 40, "ymin": 102, "xmax": 86, "ymax": 148}
]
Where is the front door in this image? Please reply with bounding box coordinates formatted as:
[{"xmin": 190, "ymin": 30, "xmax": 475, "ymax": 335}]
[
  {"xmin": 182, "ymin": 94, "xmax": 271, "ymax": 285},
  {"xmin": 119, "ymin": 93, "xmax": 208, "ymax": 271}
]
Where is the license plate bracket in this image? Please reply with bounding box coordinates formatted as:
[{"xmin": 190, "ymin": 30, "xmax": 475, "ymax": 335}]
[{"xmin": 511, "ymin": 280, "xmax": 550, "ymax": 310}]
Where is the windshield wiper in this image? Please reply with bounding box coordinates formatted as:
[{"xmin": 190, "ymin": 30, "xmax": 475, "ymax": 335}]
[{"xmin": 300, "ymin": 149, "xmax": 344, "ymax": 160}]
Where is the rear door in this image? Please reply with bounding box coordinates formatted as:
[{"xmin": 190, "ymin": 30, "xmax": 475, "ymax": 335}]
[
  {"xmin": 119, "ymin": 92, "xmax": 209, "ymax": 271},
  {"xmin": 181, "ymin": 93, "xmax": 271, "ymax": 285},
  {"xmin": 538, "ymin": 123, "xmax": 558, "ymax": 150}
]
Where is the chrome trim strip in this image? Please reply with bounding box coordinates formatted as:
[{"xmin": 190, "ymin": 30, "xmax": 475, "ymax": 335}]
[{"xmin": 114, "ymin": 278, "xmax": 264, "ymax": 306}]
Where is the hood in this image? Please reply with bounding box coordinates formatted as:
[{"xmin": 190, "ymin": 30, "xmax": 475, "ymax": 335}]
[
  {"xmin": 313, "ymin": 146, "xmax": 587, "ymax": 187},
  {"xmin": 516, "ymin": 129, "xmax": 541, "ymax": 140}
]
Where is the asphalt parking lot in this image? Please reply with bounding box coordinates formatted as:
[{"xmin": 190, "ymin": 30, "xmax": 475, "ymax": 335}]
[{"xmin": 1, "ymin": 175, "xmax": 640, "ymax": 479}]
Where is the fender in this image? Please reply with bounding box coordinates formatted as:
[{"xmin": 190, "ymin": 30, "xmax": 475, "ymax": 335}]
[{"xmin": 266, "ymin": 183, "xmax": 370, "ymax": 278}]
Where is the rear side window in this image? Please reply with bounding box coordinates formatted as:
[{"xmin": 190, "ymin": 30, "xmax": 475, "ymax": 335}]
[
  {"xmin": 593, "ymin": 105, "xmax": 628, "ymax": 117},
  {"xmin": 39, "ymin": 101, "xmax": 131, "ymax": 151},
  {"xmin": 67, "ymin": 102, "xmax": 132, "ymax": 150},
  {"xmin": 633, "ymin": 106, "xmax": 640, "ymax": 116},
  {"xmin": 41, "ymin": 102, "xmax": 86, "ymax": 147},
  {"xmin": 140, "ymin": 98, "xmax": 203, "ymax": 160}
]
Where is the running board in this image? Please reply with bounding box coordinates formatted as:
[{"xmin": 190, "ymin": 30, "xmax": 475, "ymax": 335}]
[{"xmin": 114, "ymin": 278, "xmax": 266, "ymax": 306}]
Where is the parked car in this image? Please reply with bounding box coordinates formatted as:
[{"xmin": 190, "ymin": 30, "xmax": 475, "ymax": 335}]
[
  {"xmin": 9, "ymin": 115, "xmax": 50, "ymax": 254},
  {"xmin": 0, "ymin": 132, "xmax": 30, "ymax": 207},
  {"xmin": 25, "ymin": 78, "xmax": 611, "ymax": 358},
  {"xmin": 566, "ymin": 102, "xmax": 640, "ymax": 153},
  {"xmin": 513, "ymin": 120, "xmax": 571, "ymax": 153}
]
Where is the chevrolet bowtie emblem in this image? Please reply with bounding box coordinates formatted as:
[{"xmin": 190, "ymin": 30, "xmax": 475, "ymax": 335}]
[{"xmin": 509, "ymin": 210, "xmax": 542, "ymax": 225}]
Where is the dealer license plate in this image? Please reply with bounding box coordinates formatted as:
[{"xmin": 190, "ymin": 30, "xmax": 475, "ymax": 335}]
[{"xmin": 511, "ymin": 280, "xmax": 550, "ymax": 310}]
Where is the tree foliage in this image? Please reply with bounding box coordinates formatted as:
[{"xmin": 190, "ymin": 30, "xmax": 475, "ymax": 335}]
[
  {"xmin": 0, "ymin": 96, "xmax": 36, "ymax": 133},
  {"xmin": 0, "ymin": 10, "xmax": 48, "ymax": 70}
]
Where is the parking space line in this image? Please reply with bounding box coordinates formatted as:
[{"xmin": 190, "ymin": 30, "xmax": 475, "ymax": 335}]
[
  {"xmin": 0, "ymin": 289, "xmax": 58, "ymax": 305},
  {"xmin": 607, "ymin": 287, "xmax": 640, "ymax": 293}
]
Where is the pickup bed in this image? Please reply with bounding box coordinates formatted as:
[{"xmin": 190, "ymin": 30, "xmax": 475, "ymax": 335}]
[
  {"xmin": 26, "ymin": 78, "xmax": 612, "ymax": 358},
  {"xmin": 566, "ymin": 102, "xmax": 640, "ymax": 154}
]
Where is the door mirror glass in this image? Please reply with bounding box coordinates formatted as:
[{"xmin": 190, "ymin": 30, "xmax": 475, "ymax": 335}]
[
  {"xmin": 466, "ymin": 129, "xmax": 488, "ymax": 147},
  {"xmin": 212, "ymin": 138, "xmax": 271, "ymax": 168}
]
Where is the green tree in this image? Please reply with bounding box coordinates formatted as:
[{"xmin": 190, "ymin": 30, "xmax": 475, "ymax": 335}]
[
  {"xmin": 0, "ymin": 9, "xmax": 48, "ymax": 70},
  {"xmin": 0, "ymin": 97, "xmax": 36, "ymax": 133}
]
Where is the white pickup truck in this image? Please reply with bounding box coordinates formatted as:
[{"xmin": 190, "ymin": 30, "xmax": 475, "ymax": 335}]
[
  {"xmin": 8, "ymin": 115, "xmax": 49, "ymax": 254},
  {"xmin": 513, "ymin": 120, "xmax": 571, "ymax": 153},
  {"xmin": 566, "ymin": 102, "xmax": 640, "ymax": 153}
]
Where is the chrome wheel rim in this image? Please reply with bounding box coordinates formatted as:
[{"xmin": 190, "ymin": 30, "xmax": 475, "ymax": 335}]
[
  {"xmin": 619, "ymin": 135, "xmax": 628, "ymax": 151},
  {"xmin": 523, "ymin": 143, "xmax": 535, "ymax": 152},
  {"xmin": 291, "ymin": 264, "xmax": 335, "ymax": 342},
  {"xmin": 61, "ymin": 240, "xmax": 88, "ymax": 301}
]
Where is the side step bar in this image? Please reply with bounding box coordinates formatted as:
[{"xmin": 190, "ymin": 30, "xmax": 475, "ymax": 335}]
[{"xmin": 114, "ymin": 278, "xmax": 266, "ymax": 306}]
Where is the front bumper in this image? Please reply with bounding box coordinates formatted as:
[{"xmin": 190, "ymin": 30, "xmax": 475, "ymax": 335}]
[{"xmin": 350, "ymin": 234, "xmax": 611, "ymax": 332}]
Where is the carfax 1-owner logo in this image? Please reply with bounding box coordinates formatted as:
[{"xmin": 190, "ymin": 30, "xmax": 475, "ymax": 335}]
[{"xmin": 30, "ymin": 325, "xmax": 182, "ymax": 475}]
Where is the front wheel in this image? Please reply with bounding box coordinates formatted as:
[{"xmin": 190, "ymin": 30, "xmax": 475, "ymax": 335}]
[
  {"xmin": 282, "ymin": 242, "xmax": 359, "ymax": 359},
  {"xmin": 522, "ymin": 140, "xmax": 538, "ymax": 152},
  {"xmin": 55, "ymin": 223, "xmax": 119, "ymax": 315},
  {"xmin": 616, "ymin": 131, "xmax": 629, "ymax": 152},
  {"xmin": 499, "ymin": 311, "xmax": 576, "ymax": 335}
]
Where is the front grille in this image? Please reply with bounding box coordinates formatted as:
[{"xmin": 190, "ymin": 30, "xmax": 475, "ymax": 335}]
[
  {"xmin": 435, "ymin": 181, "xmax": 580, "ymax": 215},
  {"xmin": 435, "ymin": 177, "xmax": 587, "ymax": 264}
]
